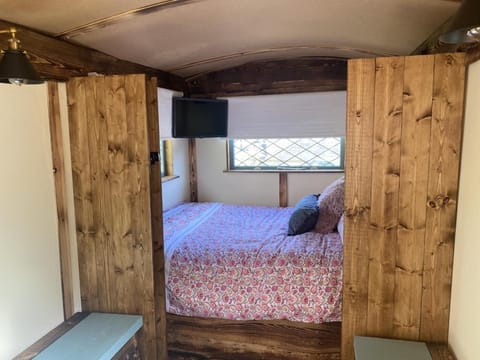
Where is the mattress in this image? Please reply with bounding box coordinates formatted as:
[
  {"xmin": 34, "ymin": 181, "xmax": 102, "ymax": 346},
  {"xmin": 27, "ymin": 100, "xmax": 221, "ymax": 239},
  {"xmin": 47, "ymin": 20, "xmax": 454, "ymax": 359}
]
[{"xmin": 163, "ymin": 202, "xmax": 343, "ymax": 323}]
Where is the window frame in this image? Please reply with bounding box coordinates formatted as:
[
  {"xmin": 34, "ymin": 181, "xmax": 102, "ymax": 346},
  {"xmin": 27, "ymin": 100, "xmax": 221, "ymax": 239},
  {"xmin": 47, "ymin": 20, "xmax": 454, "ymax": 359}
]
[
  {"xmin": 160, "ymin": 139, "xmax": 175, "ymax": 180},
  {"xmin": 227, "ymin": 137, "xmax": 345, "ymax": 172}
]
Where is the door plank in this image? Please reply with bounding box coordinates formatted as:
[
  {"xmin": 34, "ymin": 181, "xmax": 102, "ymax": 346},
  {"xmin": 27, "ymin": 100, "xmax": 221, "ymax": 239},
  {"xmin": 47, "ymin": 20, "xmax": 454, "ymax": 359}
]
[
  {"xmin": 342, "ymin": 58, "xmax": 376, "ymax": 360},
  {"xmin": 393, "ymin": 55, "xmax": 434, "ymax": 340},
  {"xmin": 366, "ymin": 56, "xmax": 404, "ymax": 336}
]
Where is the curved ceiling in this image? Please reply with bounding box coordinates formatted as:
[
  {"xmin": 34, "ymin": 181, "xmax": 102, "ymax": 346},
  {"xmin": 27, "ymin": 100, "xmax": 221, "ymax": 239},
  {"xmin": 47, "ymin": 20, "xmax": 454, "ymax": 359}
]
[{"xmin": 0, "ymin": 0, "xmax": 460, "ymax": 77}]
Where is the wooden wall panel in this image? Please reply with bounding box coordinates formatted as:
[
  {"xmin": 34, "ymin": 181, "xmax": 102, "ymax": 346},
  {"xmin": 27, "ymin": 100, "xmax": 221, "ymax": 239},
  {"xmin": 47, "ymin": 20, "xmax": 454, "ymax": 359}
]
[
  {"xmin": 367, "ymin": 56, "xmax": 404, "ymax": 337},
  {"xmin": 342, "ymin": 53, "xmax": 466, "ymax": 359},
  {"xmin": 146, "ymin": 77, "xmax": 169, "ymax": 360},
  {"xmin": 47, "ymin": 81, "xmax": 74, "ymax": 319},
  {"xmin": 342, "ymin": 58, "xmax": 375, "ymax": 360},
  {"xmin": 279, "ymin": 173, "xmax": 288, "ymax": 207},
  {"xmin": 85, "ymin": 76, "xmax": 112, "ymax": 312},
  {"xmin": 68, "ymin": 78, "xmax": 99, "ymax": 310},
  {"xmin": 393, "ymin": 55, "xmax": 434, "ymax": 340},
  {"xmin": 67, "ymin": 75, "xmax": 159, "ymax": 359},
  {"xmin": 189, "ymin": 138, "xmax": 198, "ymax": 202}
]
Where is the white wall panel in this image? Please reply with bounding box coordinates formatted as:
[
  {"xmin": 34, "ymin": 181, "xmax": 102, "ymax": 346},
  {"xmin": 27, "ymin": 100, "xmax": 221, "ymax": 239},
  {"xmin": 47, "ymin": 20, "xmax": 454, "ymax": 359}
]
[
  {"xmin": 162, "ymin": 139, "xmax": 190, "ymax": 210},
  {"xmin": 449, "ymin": 59, "xmax": 480, "ymax": 360},
  {"xmin": 0, "ymin": 84, "xmax": 64, "ymax": 359}
]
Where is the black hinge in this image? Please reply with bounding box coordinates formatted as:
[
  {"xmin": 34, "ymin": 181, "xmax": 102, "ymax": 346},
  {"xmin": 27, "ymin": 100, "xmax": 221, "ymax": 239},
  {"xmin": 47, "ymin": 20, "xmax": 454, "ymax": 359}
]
[{"xmin": 150, "ymin": 152, "xmax": 160, "ymax": 165}]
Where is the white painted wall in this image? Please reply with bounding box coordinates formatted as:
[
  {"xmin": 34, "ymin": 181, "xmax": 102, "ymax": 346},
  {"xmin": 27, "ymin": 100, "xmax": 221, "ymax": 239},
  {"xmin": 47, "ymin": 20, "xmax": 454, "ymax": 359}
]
[
  {"xmin": 196, "ymin": 92, "xmax": 345, "ymax": 206},
  {"xmin": 162, "ymin": 138, "xmax": 190, "ymax": 210},
  {"xmin": 157, "ymin": 87, "xmax": 190, "ymax": 210},
  {"xmin": 0, "ymin": 84, "xmax": 64, "ymax": 359},
  {"xmin": 196, "ymin": 139, "xmax": 344, "ymax": 206},
  {"xmin": 288, "ymin": 172, "xmax": 344, "ymax": 205},
  {"xmin": 449, "ymin": 60, "xmax": 480, "ymax": 360}
]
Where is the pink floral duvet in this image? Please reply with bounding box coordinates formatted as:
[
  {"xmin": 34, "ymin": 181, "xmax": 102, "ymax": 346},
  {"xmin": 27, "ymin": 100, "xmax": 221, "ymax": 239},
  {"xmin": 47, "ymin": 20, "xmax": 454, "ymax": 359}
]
[{"xmin": 163, "ymin": 202, "xmax": 343, "ymax": 323}]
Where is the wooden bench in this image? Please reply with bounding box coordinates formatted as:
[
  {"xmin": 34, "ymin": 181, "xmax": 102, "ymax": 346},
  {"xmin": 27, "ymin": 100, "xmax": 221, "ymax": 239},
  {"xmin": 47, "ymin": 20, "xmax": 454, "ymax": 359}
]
[{"xmin": 14, "ymin": 312, "xmax": 143, "ymax": 360}]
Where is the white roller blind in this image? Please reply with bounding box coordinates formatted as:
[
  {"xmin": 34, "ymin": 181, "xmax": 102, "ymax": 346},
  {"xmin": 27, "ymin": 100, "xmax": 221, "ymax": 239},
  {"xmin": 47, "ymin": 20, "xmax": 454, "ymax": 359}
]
[
  {"xmin": 225, "ymin": 91, "xmax": 346, "ymax": 138},
  {"xmin": 158, "ymin": 87, "xmax": 183, "ymax": 138}
]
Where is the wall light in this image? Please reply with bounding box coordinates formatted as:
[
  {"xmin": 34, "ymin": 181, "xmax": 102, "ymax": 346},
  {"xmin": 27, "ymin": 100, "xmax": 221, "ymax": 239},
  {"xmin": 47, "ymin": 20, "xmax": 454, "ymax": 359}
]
[
  {"xmin": 439, "ymin": 0, "xmax": 480, "ymax": 44},
  {"xmin": 0, "ymin": 28, "xmax": 43, "ymax": 85}
]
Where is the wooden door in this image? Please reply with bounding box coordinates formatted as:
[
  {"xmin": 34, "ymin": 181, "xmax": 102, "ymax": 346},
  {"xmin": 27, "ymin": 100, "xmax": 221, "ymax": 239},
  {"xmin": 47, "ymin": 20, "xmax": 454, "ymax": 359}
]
[
  {"xmin": 67, "ymin": 74, "xmax": 167, "ymax": 359},
  {"xmin": 342, "ymin": 53, "xmax": 465, "ymax": 359}
]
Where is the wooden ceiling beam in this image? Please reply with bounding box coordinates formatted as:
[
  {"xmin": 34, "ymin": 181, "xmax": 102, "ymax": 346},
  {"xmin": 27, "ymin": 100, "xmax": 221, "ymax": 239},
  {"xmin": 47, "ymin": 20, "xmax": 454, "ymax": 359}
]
[
  {"xmin": 0, "ymin": 18, "xmax": 185, "ymax": 89},
  {"xmin": 185, "ymin": 57, "xmax": 348, "ymax": 97}
]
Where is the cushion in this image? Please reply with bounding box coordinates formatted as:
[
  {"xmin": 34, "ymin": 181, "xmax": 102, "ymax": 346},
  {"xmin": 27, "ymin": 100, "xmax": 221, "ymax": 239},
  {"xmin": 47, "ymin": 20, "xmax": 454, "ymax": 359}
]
[
  {"xmin": 337, "ymin": 213, "xmax": 345, "ymax": 243},
  {"xmin": 314, "ymin": 177, "xmax": 345, "ymax": 234},
  {"xmin": 288, "ymin": 194, "xmax": 319, "ymax": 236}
]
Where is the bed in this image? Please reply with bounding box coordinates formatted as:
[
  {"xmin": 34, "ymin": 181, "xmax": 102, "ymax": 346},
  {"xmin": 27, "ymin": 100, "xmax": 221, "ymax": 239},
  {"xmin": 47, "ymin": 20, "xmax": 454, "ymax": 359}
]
[{"xmin": 163, "ymin": 184, "xmax": 344, "ymax": 359}]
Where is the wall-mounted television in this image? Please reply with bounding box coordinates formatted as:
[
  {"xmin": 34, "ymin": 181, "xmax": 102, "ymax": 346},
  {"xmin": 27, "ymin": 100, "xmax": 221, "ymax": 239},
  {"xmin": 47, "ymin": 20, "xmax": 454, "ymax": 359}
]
[{"xmin": 172, "ymin": 97, "xmax": 228, "ymax": 138}]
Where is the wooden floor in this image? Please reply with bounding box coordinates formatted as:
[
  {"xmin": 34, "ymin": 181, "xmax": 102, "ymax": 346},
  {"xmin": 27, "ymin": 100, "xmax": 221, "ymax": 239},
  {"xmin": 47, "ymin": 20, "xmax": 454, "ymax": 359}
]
[{"xmin": 167, "ymin": 314, "xmax": 341, "ymax": 360}]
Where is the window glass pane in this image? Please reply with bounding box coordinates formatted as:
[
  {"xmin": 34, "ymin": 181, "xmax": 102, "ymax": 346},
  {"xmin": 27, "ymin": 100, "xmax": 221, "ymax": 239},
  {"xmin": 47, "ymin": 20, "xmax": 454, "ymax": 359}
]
[{"xmin": 229, "ymin": 138, "xmax": 344, "ymax": 170}]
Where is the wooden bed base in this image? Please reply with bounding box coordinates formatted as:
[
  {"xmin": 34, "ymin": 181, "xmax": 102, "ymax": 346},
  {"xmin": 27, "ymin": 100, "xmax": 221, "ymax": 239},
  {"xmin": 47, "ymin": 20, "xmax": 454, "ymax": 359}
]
[{"xmin": 166, "ymin": 313, "xmax": 341, "ymax": 360}]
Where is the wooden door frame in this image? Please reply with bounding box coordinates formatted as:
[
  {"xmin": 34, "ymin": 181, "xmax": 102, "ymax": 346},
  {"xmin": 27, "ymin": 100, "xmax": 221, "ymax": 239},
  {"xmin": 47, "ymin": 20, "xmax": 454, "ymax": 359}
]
[{"xmin": 47, "ymin": 81, "xmax": 75, "ymax": 320}]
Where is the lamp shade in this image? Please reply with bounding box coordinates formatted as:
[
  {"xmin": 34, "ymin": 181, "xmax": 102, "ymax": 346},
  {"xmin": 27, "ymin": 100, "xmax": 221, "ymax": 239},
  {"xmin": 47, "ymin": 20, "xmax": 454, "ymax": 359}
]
[
  {"xmin": 0, "ymin": 49, "xmax": 43, "ymax": 84},
  {"xmin": 439, "ymin": 0, "xmax": 480, "ymax": 44}
]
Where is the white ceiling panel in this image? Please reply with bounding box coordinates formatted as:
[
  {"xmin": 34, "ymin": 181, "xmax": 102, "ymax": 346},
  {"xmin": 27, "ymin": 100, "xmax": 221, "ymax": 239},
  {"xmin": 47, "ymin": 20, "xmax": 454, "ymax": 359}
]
[
  {"xmin": 0, "ymin": 0, "xmax": 460, "ymax": 77},
  {"xmin": 0, "ymin": 0, "xmax": 167, "ymax": 34}
]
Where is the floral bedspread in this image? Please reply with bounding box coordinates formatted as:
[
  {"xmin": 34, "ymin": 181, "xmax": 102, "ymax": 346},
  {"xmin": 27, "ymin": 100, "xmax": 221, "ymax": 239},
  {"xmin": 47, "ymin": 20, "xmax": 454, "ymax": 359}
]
[{"xmin": 163, "ymin": 202, "xmax": 343, "ymax": 323}]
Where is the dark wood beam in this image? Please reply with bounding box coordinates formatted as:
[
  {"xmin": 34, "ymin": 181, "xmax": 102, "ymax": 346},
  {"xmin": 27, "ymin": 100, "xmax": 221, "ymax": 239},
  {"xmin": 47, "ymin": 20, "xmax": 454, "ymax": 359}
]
[
  {"xmin": 185, "ymin": 57, "xmax": 348, "ymax": 97},
  {"xmin": 465, "ymin": 43, "xmax": 480, "ymax": 65},
  {"xmin": 0, "ymin": 18, "xmax": 185, "ymax": 90}
]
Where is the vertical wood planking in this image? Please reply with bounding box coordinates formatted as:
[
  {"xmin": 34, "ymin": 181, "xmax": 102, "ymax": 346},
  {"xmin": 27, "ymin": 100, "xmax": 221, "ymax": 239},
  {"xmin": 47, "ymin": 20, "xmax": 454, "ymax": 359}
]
[
  {"xmin": 393, "ymin": 55, "xmax": 434, "ymax": 340},
  {"xmin": 421, "ymin": 53, "xmax": 465, "ymax": 342},
  {"xmin": 67, "ymin": 78, "xmax": 99, "ymax": 310},
  {"xmin": 342, "ymin": 58, "xmax": 375, "ymax": 360},
  {"xmin": 189, "ymin": 138, "xmax": 198, "ymax": 202},
  {"xmin": 279, "ymin": 173, "xmax": 288, "ymax": 207},
  {"xmin": 146, "ymin": 77, "xmax": 168, "ymax": 360},
  {"xmin": 104, "ymin": 75, "xmax": 130, "ymax": 314},
  {"xmin": 84, "ymin": 77, "xmax": 112, "ymax": 312},
  {"xmin": 367, "ymin": 56, "xmax": 404, "ymax": 336},
  {"xmin": 343, "ymin": 53, "xmax": 465, "ymax": 358},
  {"xmin": 68, "ymin": 75, "xmax": 158, "ymax": 359},
  {"xmin": 125, "ymin": 75, "xmax": 157, "ymax": 359},
  {"xmin": 47, "ymin": 81, "xmax": 74, "ymax": 319}
]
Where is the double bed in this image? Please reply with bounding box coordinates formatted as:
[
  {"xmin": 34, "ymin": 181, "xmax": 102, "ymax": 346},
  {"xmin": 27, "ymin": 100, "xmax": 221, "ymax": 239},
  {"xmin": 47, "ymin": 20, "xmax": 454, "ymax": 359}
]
[
  {"xmin": 162, "ymin": 191, "xmax": 344, "ymax": 359},
  {"xmin": 164, "ymin": 202, "xmax": 343, "ymax": 323}
]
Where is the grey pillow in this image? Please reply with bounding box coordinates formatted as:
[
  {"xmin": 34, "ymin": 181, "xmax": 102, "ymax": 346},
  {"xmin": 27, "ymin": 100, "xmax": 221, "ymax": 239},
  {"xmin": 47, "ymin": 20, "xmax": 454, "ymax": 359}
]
[{"xmin": 288, "ymin": 194, "xmax": 319, "ymax": 236}]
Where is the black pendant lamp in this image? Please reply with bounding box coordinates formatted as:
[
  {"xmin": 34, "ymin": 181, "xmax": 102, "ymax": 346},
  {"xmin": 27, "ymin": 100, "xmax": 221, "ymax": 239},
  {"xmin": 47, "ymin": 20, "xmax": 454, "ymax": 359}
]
[
  {"xmin": 0, "ymin": 28, "xmax": 43, "ymax": 85},
  {"xmin": 439, "ymin": 0, "xmax": 480, "ymax": 44}
]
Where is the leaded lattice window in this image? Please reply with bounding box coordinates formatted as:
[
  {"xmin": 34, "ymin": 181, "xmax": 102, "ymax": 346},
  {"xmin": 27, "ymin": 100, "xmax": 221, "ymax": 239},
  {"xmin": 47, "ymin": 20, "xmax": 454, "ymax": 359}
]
[{"xmin": 228, "ymin": 138, "xmax": 344, "ymax": 170}]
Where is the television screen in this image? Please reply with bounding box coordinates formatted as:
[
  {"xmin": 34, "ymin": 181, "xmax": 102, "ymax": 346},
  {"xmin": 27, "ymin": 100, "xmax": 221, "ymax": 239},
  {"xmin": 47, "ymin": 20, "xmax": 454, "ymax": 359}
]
[{"xmin": 172, "ymin": 97, "xmax": 228, "ymax": 138}]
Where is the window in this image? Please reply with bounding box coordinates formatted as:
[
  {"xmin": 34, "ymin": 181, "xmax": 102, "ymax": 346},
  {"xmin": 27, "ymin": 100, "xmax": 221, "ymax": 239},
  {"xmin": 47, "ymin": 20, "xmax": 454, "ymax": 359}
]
[{"xmin": 228, "ymin": 137, "xmax": 344, "ymax": 171}]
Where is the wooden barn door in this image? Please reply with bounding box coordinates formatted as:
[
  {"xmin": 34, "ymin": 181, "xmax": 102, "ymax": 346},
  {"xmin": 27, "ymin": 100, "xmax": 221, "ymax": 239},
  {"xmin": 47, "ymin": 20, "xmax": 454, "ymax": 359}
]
[
  {"xmin": 342, "ymin": 53, "xmax": 465, "ymax": 359},
  {"xmin": 67, "ymin": 74, "xmax": 167, "ymax": 359}
]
